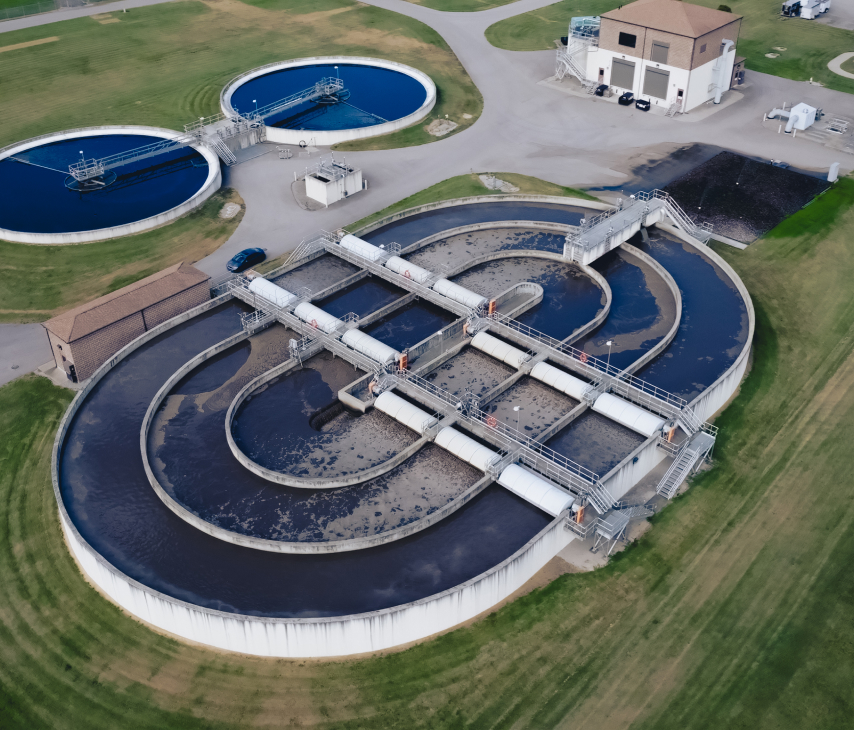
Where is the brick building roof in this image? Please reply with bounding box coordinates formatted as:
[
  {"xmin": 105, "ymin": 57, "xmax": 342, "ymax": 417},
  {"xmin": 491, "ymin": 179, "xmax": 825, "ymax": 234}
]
[
  {"xmin": 43, "ymin": 261, "xmax": 210, "ymax": 343},
  {"xmin": 602, "ymin": 0, "xmax": 742, "ymax": 38}
]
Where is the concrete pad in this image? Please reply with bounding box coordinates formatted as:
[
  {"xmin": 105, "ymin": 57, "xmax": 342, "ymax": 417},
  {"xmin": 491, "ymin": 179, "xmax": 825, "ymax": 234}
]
[{"xmin": 0, "ymin": 323, "xmax": 52, "ymax": 387}]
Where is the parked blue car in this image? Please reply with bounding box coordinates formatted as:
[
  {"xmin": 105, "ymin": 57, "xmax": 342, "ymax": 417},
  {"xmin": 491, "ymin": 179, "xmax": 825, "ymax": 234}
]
[{"xmin": 226, "ymin": 247, "xmax": 266, "ymax": 273}]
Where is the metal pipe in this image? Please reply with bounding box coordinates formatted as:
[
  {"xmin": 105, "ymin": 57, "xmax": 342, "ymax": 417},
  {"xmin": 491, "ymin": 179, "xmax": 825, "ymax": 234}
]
[{"xmin": 714, "ymin": 39, "xmax": 735, "ymax": 104}]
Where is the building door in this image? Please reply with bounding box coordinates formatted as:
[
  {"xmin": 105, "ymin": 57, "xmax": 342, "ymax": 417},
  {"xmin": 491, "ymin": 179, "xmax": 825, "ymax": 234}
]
[
  {"xmin": 599, "ymin": 67, "xmax": 605, "ymax": 83},
  {"xmin": 611, "ymin": 59, "xmax": 636, "ymax": 91},
  {"xmin": 643, "ymin": 67, "xmax": 670, "ymax": 100}
]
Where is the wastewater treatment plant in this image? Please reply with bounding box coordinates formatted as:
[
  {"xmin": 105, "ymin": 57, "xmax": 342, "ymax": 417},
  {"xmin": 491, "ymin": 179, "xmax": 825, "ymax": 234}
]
[{"xmin": 2, "ymin": 0, "xmax": 854, "ymax": 725}]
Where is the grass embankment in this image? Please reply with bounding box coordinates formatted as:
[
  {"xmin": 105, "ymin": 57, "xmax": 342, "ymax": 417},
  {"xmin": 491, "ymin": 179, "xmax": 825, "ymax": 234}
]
[
  {"xmin": 0, "ymin": 0, "xmax": 481, "ymax": 152},
  {"xmin": 2, "ymin": 180, "xmax": 854, "ymax": 727},
  {"xmin": 486, "ymin": 0, "xmax": 854, "ymax": 93},
  {"xmin": 0, "ymin": 188, "xmax": 243, "ymax": 324},
  {"xmin": 257, "ymin": 172, "xmax": 598, "ymax": 272},
  {"xmin": 841, "ymin": 55, "xmax": 854, "ymax": 75}
]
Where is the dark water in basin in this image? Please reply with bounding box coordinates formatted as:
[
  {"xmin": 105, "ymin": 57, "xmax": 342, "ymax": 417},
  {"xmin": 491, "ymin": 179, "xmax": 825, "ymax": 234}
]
[
  {"xmin": 59, "ymin": 302, "xmax": 550, "ymax": 617},
  {"xmin": 362, "ymin": 300, "xmax": 456, "ymax": 352},
  {"xmin": 451, "ymin": 256, "xmax": 605, "ymax": 342},
  {"xmin": 0, "ymin": 134, "xmax": 209, "ymax": 234},
  {"xmin": 632, "ymin": 232, "xmax": 748, "ymax": 400},
  {"xmin": 363, "ymin": 202, "xmax": 586, "ymax": 248},
  {"xmin": 546, "ymin": 411, "xmax": 646, "ymax": 476},
  {"xmin": 314, "ymin": 276, "xmax": 405, "ymax": 320},
  {"xmin": 574, "ymin": 249, "xmax": 670, "ymax": 370},
  {"xmin": 230, "ymin": 63, "xmax": 426, "ymax": 131}
]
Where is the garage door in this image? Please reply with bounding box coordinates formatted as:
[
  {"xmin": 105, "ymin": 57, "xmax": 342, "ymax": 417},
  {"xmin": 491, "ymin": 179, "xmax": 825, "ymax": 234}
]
[
  {"xmin": 643, "ymin": 67, "xmax": 670, "ymax": 99},
  {"xmin": 611, "ymin": 59, "xmax": 636, "ymax": 90}
]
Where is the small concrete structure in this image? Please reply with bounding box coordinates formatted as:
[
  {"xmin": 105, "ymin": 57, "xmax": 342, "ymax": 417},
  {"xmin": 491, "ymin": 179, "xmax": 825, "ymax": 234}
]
[
  {"xmin": 42, "ymin": 262, "xmax": 210, "ymax": 382},
  {"xmin": 304, "ymin": 156, "xmax": 363, "ymax": 208}
]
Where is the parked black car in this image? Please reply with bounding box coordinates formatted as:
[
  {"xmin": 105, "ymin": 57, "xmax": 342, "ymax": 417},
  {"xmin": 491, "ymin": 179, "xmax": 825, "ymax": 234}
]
[
  {"xmin": 594, "ymin": 84, "xmax": 609, "ymax": 97},
  {"xmin": 226, "ymin": 247, "xmax": 266, "ymax": 273},
  {"xmin": 635, "ymin": 98, "xmax": 651, "ymax": 111},
  {"xmin": 618, "ymin": 91, "xmax": 634, "ymax": 106}
]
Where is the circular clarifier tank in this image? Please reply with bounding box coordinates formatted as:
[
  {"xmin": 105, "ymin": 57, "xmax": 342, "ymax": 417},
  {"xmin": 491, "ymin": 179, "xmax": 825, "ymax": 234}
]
[
  {"xmin": 222, "ymin": 56, "xmax": 436, "ymax": 146},
  {"xmin": 0, "ymin": 126, "xmax": 221, "ymax": 245}
]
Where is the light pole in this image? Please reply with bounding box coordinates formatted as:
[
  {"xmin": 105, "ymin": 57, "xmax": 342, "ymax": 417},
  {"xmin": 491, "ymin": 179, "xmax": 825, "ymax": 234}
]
[
  {"xmin": 437, "ymin": 330, "xmax": 444, "ymax": 356},
  {"xmin": 513, "ymin": 405, "xmax": 523, "ymax": 432},
  {"xmin": 335, "ymin": 65, "xmax": 339, "ymax": 80},
  {"xmin": 253, "ymin": 99, "xmax": 257, "ymax": 114},
  {"xmin": 606, "ymin": 340, "xmax": 613, "ymax": 369}
]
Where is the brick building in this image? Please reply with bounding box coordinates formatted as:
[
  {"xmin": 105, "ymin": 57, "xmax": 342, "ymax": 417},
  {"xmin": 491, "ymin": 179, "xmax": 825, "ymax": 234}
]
[
  {"xmin": 42, "ymin": 261, "xmax": 210, "ymax": 383},
  {"xmin": 581, "ymin": 0, "xmax": 742, "ymax": 112}
]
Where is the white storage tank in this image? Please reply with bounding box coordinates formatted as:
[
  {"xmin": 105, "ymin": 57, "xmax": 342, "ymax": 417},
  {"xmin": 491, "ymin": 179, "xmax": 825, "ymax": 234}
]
[
  {"xmin": 293, "ymin": 302, "xmax": 343, "ymax": 334},
  {"xmin": 530, "ymin": 362, "xmax": 588, "ymax": 400},
  {"xmin": 247, "ymin": 278, "xmax": 297, "ymax": 309},
  {"xmin": 339, "ymin": 234, "xmax": 385, "ymax": 262},
  {"xmin": 385, "ymin": 256, "xmax": 433, "ymax": 285},
  {"xmin": 592, "ymin": 392, "xmax": 666, "ymax": 437},
  {"xmin": 435, "ymin": 427, "xmax": 499, "ymax": 472},
  {"xmin": 471, "ymin": 331, "xmax": 529, "ymax": 369},
  {"xmin": 341, "ymin": 329, "xmax": 400, "ymax": 365},
  {"xmin": 497, "ymin": 464, "xmax": 574, "ymax": 517},
  {"xmin": 374, "ymin": 391, "xmax": 434, "ymax": 435},
  {"xmin": 432, "ymin": 278, "xmax": 488, "ymax": 310}
]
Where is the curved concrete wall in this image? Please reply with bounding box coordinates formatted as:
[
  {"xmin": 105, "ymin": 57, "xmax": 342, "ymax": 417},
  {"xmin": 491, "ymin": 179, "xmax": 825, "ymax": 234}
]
[
  {"xmin": 0, "ymin": 126, "xmax": 221, "ymax": 245},
  {"xmin": 221, "ymin": 56, "xmax": 436, "ymax": 147}
]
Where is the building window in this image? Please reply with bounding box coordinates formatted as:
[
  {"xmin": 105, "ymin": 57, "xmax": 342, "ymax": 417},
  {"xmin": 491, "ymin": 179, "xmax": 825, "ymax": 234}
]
[
  {"xmin": 700, "ymin": 43, "xmax": 707, "ymax": 53},
  {"xmin": 651, "ymin": 41, "xmax": 669, "ymax": 64},
  {"xmin": 62, "ymin": 356, "xmax": 66, "ymax": 362},
  {"xmin": 618, "ymin": 32, "xmax": 637, "ymax": 48},
  {"xmin": 57, "ymin": 344, "xmax": 62, "ymax": 350}
]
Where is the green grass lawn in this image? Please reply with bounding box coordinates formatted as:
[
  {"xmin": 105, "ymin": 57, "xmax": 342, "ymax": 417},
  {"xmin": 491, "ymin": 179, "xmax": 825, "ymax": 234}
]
[
  {"xmin": 0, "ymin": 0, "xmax": 481, "ymax": 152},
  {"xmin": 841, "ymin": 55, "xmax": 854, "ymax": 76},
  {"xmin": 486, "ymin": 0, "xmax": 854, "ymax": 93},
  {"xmin": 0, "ymin": 188, "xmax": 243, "ymax": 324},
  {"xmin": 257, "ymin": 171, "xmax": 597, "ymax": 272},
  {"xmin": 1, "ymin": 178, "xmax": 854, "ymax": 728}
]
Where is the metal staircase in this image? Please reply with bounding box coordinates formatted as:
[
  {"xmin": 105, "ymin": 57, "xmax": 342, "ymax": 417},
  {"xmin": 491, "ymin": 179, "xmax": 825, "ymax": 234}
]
[
  {"xmin": 635, "ymin": 190, "xmax": 714, "ymax": 243},
  {"xmin": 555, "ymin": 30, "xmax": 597, "ymax": 91},
  {"xmin": 207, "ymin": 137, "xmax": 237, "ymax": 165},
  {"xmin": 655, "ymin": 431, "xmax": 716, "ymax": 499}
]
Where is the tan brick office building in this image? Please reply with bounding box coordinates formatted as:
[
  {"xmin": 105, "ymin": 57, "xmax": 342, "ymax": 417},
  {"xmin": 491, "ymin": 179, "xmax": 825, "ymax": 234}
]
[
  {"xmin": 42, "ymin": 261, "xmax": 210, "ymax": 383},
  {"xmin": 582, "ymin": 0, "xmax": 742, "ymax": 112}
]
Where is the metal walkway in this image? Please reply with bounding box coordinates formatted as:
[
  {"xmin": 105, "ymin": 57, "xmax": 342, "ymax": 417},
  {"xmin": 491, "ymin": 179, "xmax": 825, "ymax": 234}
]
[
  {"xmin": 67, "ymin": 78, "xmax": 345, "ymax": 182},
  {"xmin": 564, "ymin": 190, "xmax": 714, "ymax": 265}
]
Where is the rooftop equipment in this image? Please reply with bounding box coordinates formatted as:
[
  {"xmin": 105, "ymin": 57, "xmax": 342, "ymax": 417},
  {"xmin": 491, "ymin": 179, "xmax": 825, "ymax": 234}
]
[
  {"xmin": 341, "ymin": 329, "xmax": 400, "ymax": 365},
  {"xmin": 497, "ymin": 464, "xmax": 575, "ymax": 517},
  {"xmin": 470, "ymin": 331, "xmax": 530, "ymax": 369},
  {"xmin": 374, "ymin": 391, "xmax": 435, "ymax": 435},
  {"xmin": 530, "ymin": 361, "xmax": 589, "ymax": 400},
  {"xmin": 339, "ymin": 234, "xmax": 386, "ymax": 262},
  {"xmin": 247, "ymin": 278, "xmax": 298, "ymax": 309},
  {"xmin": 384, "ymin": 256, "xmax": 433, "ymax": 284},
  {"xmin": 592, "ymin": 392, "xmax": 666, "ymax": 437},
  {"xmin": 435, "ymin": 427, "xmax": 500, "ymax": 472},
  {"xmin": 293, "ymin": 302, "xmax": 343, "ymax": 333},
  {"xmin": 431, "ymin": 278, "xmax": 488, "ymax": 310}
]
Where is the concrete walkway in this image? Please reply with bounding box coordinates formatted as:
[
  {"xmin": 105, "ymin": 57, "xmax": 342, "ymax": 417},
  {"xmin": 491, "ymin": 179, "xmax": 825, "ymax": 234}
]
[
  {"xmin": 828, "ymin": 52, "xmax": 854, "ymax": 80},
  {"xmin": 5, "ymin": 0, "xmax": 854, "ymax": 384}
]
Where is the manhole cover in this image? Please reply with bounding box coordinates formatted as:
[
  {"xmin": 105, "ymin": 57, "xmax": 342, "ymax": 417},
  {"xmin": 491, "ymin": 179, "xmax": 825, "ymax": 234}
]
[{"xmin": 219, "ymin": 202, "xmax": 241, "ymax": 219}]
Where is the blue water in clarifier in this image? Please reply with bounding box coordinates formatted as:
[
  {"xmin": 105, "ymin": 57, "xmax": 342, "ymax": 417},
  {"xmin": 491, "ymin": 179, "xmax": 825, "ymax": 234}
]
[
  {"xmin": 59, "ymin": 300, "xmax": 550, "ymax": 617},
  {"xmin": 632, "ymin": 232, "xmax": 748, "ymax": 400},
  {"xmin": 314, "ymin": 276, "xmax": 405, "ymax": 319},
  {"xmin": 0, "ymin": 135, "xmax": 209, "ymax": 234},
  {"xmin": 230, "ymin": 64, "xmax": 426, "ymax": 131},
  {"xmin": 363, "ymin": 202, "xmax": 586, "ymax": 249},
  {"xmin": 362, "ymin": 300, "xmax": 456, "ymax": 352},
  {"xmin": 574, "ymin": 250, "xmax": 666, "ymax": 370}
]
